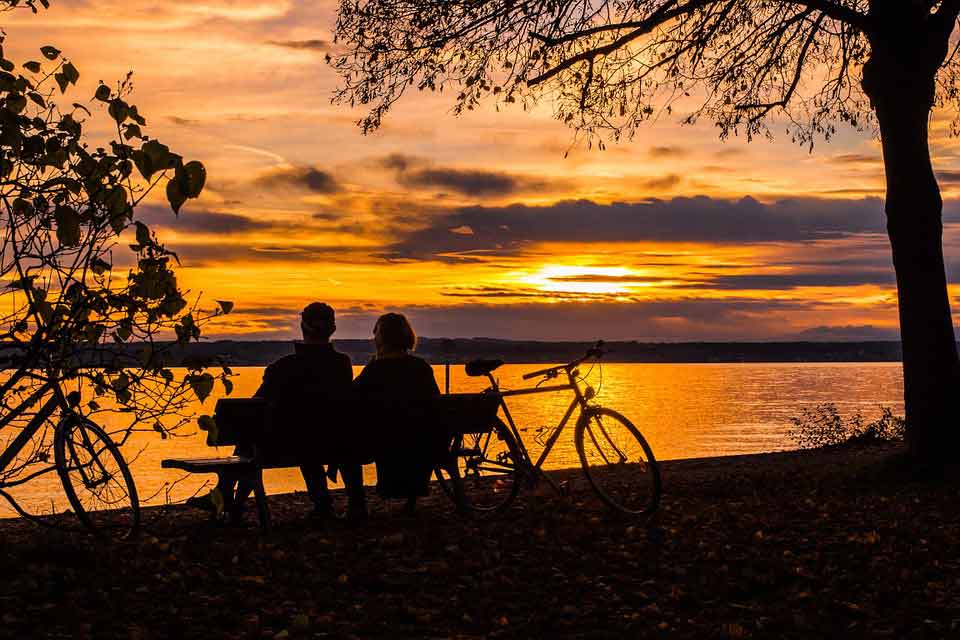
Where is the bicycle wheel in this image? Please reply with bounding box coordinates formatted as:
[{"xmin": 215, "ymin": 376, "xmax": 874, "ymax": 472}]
[
  {"xmin": 435, "ymin": 417, "xmax": 522, "ymax": 513},
  {"xmin": 55, "ymin": 414, "xmax": 140, "ymax": 539},
  {"xmin": 575, "ymin": 407, "xmax": 661, "ymax": 516}
]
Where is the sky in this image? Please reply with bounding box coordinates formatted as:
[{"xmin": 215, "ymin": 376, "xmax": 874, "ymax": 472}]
[{"xmin": 4, "ymin": 0, "xmax": 960, "ymax": 342}]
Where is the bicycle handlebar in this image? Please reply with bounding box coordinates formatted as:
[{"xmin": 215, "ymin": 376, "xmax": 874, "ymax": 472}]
[{"xmin": 521, "ymin": 340, "xmax": 605, "ymax": 380}]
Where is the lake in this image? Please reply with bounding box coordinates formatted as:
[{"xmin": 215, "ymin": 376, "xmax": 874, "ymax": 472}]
[{"xmin": 1, "ymin": 362, "xmax": 904, "ymax": 518}]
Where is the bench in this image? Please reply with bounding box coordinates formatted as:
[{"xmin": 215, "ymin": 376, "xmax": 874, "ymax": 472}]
[{"xmin": 162, "ymin": 393, "xmax": 501, "ymax": 530}]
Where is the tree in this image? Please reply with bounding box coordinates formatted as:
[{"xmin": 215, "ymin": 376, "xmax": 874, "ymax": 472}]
[
  {"xmin": 331, "ymin": 0, "xmax": 960, "ymax": 463},
  {"xmin": 1, "ymin": 1, "xmax": 230, "ymax": 513}
]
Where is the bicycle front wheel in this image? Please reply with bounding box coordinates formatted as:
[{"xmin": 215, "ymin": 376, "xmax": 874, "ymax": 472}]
[
  {"xmin": 575, "ymin": 408, "xmax": 661, "ymax": 516},
  {"xmin": 55, "ymin": 414, "xmax": 140, "ymax": 539},
  {"xmin": 435, "ymin": 417, "xmax": 522, "ymax": 514}
]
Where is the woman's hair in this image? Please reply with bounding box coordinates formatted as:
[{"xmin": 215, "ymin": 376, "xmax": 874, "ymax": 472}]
[{"xmin": 375, "ymin": 312, "xmax": 417, "ymax": 352}]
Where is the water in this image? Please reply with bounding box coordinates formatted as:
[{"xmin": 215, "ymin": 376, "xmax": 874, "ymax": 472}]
[{"xmin": 1, "ymin": 362, "xmax": 904, "ymax": 518}]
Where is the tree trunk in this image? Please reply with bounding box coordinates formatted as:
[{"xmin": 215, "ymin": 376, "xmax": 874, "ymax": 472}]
[{"xmin": 865, "ymin": 55, "xmax": 960, "ymax": 463}]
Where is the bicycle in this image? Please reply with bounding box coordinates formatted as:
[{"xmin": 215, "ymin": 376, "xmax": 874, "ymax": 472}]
[
  {"xmin": 0, "ymin": 378, "xmax": 140, "ymax": 539},
  {"xmin": 435, "ymin": 341, "xmax": 661, "ymax": 516}
]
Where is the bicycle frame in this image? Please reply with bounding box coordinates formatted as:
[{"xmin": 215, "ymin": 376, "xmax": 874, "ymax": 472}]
[
  {"xmin": 0, "ymin": 382, "xmax": 60, "ymax": 479},
  {"xmin": 481, "ymin": 364, "xmax": 594, "ymax": 486}
]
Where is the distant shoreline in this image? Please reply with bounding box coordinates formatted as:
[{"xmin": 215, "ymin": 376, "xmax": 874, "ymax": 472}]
[{"xmin": 147, "ymin": 338, "xmax": 917, "ymax": 366}]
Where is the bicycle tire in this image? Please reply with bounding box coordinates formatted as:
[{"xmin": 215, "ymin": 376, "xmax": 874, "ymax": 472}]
[
  {"xmin": 55, "ymin": 414, "xmax": 140, "ymax": 539},
  {"xmin": 575, "ymin": 407, "xmax": 661, "ymax": 516},
  {"xmin": 435, "ymin": 416, "xmax": 523, "ymax": 514}
]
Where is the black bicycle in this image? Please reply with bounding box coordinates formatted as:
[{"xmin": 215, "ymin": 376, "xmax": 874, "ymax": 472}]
[{"xmin": 436, "ymin": 341, "xmax": 661, "ymax": 516}]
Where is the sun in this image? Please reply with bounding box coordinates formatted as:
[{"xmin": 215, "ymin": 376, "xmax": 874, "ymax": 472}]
[{"xmin": 522, "ymin": 265, "xmax": 639, "ymax": 296}]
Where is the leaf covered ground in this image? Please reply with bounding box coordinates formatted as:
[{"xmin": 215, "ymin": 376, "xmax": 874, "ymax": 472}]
[{"xmin": 2, "ymin": 442, "xmax": 959, "ymax": 639}]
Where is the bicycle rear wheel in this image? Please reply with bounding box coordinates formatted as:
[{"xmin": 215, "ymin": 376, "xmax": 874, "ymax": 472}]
[
  {"xmin": 435, "ymin": 417, "xmax": 522, "ymax": 514},
  {"xmin": 575, "ymin": 408, "xmax": 661, "ymax": 516},
  {"xmin": 55, "ymin": 414, "xmax": 140, "ymax": 539}
]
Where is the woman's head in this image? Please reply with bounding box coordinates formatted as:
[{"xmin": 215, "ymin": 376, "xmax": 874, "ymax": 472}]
[{"xmin": 374, "ymin": 313, "xmax": 416, "ymax": 355}]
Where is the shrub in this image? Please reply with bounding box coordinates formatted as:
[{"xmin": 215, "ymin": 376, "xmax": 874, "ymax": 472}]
[{"xmin": 789, "ymin": 404, "xmax": 905, "ymax": 450}]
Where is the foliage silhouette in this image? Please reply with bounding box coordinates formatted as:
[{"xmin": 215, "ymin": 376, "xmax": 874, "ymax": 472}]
[
  {"xmin": 789, "ymin": 404, "xmax": 905, "ymax": 450},
  {"xmin": 1, "ymin": 1, "xmax": 230, "ymax": 513},
  {"xmin": 331, "ymin": 0, "xmax": 960, "ymax": 463}
]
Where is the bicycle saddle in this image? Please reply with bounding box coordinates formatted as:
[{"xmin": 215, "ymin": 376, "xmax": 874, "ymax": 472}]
[{"xmin": 465, "ymin": 359, "xmax": 504, "ymax": 377}]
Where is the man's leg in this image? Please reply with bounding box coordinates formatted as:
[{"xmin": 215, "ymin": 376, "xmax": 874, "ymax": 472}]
[
  {"xmin": 301, "ymin": 463, "xmax": 334, "ymax": 516},
  {"xmin": 339, "ymin": 462, "xmax": 367, "ymax": 519}
]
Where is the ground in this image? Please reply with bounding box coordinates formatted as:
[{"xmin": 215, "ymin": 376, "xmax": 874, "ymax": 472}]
[{"xmin": 2, "ymin": 442, "xmax": 958, "ymax": 639}]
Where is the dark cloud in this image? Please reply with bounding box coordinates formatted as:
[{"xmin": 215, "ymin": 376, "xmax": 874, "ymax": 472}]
[
  {"xmin": 331, "ymin": 298, "xmax": 816, "ymax": 341},
  {"xmin": 687, "ymin": 271, "xmax": 896, "ymax": 290},
  {"xmin": 383, "ymin": 196, "xmax": 889, "ymax": 262},
  {"xmin": 829, "ymin": 153, "xmax": 882, "ymax": 165},
  {"xmin": 255, "ymin": 166, "xmax": 341, "ymax": 194},
  {"xmin": 648, "ymin": 146, "xmax": 688, "ymax": 158},
  {"xmin": 638, "ymin": 174, "xmax": 682, "ymax": 190},
  {"xmin": 379, "ymin": 154, "xmax": 562, "ymax": 197},
  {"xmin": 136, "ymin": 206, "xmax": 282, "ymax": 235},
  {"xmin": 268, "ymin": 39, "xmax": 331, "ymax": 51}
]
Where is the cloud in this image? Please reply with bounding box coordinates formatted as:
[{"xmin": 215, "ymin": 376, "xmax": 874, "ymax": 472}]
[
  {"xmin": 379, "ymin": 154, "xmax": 563, "ymax": 197},
  {"xmin": 829, "ymin": 153, "xmax": 882, "ymax": 165},
  {"xmin": 255, "ymin": 166, "xmax": 341, "ymax": 194},
  {"xmin": 648, "ymin": 146, "xmax": 688, "ymax": 158},
  {"xmin": 330, "ymin": 298, "xmax": 820, "ymax": 341},
  {"xmin": 382, "ymin": 196, "xmax": 889, "ymax": 261},
  {"xmin": 137, "ymin": 207, "xmax": 281, "ymax": 235},
  {"xmin": 267, "ymin": 39, "xmax": 331, "ymax": 51}
]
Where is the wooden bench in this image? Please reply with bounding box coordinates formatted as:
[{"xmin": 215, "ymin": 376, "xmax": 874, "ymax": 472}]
[
  {"xmin": 162, "ymin": 393, "xmax": 501, "ymax": 530},
  {"xmin": 162, "ymin": 398, "xmax": 276, "ymax": 529}
]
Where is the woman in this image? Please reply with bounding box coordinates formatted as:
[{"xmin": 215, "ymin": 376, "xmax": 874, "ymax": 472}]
[{"xmin": 354, "ymin": 313, "xmax": 440, "ymax": 513}]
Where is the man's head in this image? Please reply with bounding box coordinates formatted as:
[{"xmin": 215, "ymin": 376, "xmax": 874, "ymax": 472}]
[{"xmin": 301, "ymin": 302, "xmax": 336, "ymax": 343}]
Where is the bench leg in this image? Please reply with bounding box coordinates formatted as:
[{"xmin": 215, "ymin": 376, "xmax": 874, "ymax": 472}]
[{"xmin": 252, "ymin": 469, "xmax": 270, "ymax": 531}]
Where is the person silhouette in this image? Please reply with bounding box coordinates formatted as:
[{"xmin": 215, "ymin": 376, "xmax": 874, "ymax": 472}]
[
  {"xmin": 216, "ymin": 302, "xmax": 367, "ymax": 522},
  {"xmin": 353, "ymin": 313, "xmax": 441, "ymax": 515}
]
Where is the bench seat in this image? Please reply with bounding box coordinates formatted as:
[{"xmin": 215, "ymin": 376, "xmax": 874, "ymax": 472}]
[{"xmin": 161, "ymin": 456, "xmax": 255, "ymax": 473}]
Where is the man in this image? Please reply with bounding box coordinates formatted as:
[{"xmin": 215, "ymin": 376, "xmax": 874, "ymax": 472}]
[{"xmin": 221, "ymin": 302, "xmax": 367, "ymax": 521}]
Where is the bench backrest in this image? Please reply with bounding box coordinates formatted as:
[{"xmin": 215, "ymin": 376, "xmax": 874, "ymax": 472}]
[
  {"xmin": 430, "ymin": 393, "xmax": 501, "ymax": 435},
  {"xmin": 210, "ymin": 398, "xmax": 269, "ymax": 448}
]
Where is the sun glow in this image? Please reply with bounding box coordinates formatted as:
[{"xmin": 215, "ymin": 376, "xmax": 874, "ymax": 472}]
[{"xmin": 523, "ymin": 265, "xmax": 644, "ymax": 296}]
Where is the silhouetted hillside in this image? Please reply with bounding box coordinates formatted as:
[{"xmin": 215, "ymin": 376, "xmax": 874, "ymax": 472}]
[{"xmin": 147, "ymin": 339, "xmax": 910, "ymax": 366}]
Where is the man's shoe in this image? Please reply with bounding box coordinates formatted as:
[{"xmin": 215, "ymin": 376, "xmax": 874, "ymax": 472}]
[{"xmin": 309, "ymin": 505, "xmax": 340, "ymax": 523}]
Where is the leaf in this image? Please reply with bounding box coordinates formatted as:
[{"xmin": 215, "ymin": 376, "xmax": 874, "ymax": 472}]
[
  {"xmin": 108, "ymin": 99, "xmax": 129, "ymax": 124},
  {"xmin": 217, "ymin": 300, "xmax": 234, "ymax": 315},
  {"xmin": 62, "ymin": 61, "xmax": 79, "ymax": 85},
  {"xmin": 54, "ymin": 72, "xmax": 68, "ymax": 93},
  {"xmin": 189, "ymin": 373, "xmax": 215, "ymax": 402},
  {"xmin": 181, "ymin": 160, "xmax": 206, "ymax": 198},
  {"xmin": 5, "ymin": 93, "xmax": 26, "ymax": 114},
  {"xmin": 26, "ymin": 92, "xmax": 45, "ymax": 108},
  {"xmin": 94, "ymin": 84, "xmax": 111, "ymax": 102},
  {"xmin": 222, "ymin": 377, "xmax": 234, "ymax": 395},
  {"xmin": 134, "ymin": 221, "xmax": 151, "ymax": 246},
  {"xmin": 54, "ymin": 205, "xmax": 81, "ymax": 246},
  {"xmin": 197, "ymin": 414, "xmax": 216, "ymax": 431},
  {"xmin": 40, "ymin": 45, "xmax": 61, "ymax": 60},
  {"xmin": 166, "ymin": 176, "xmax": 186, "ymax": 214},
  {"xmin": 153, "ymin": 421, "xmax": 168, "ymax": 440},
  {"xmin": 22, "ymin": 61, "xmax": 41, "ymax": 73},
  {"xmin": 90, "ymin": 256, "xmax": 112, "ymax": 275}
]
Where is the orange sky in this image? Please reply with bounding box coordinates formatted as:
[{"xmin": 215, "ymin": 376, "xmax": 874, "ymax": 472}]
[{"xmin": 4, "ymin": 1, "xmax": 960, "ymax": 341}]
